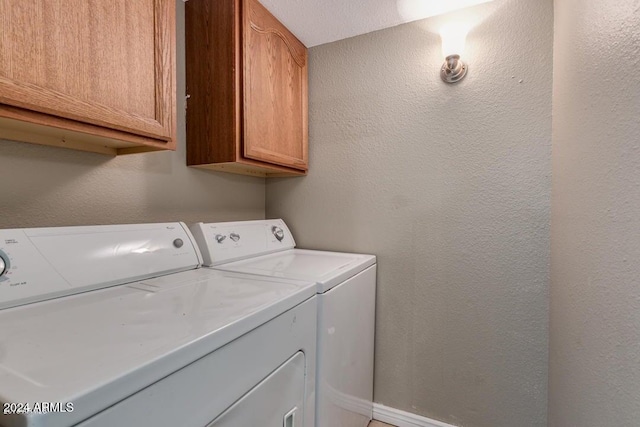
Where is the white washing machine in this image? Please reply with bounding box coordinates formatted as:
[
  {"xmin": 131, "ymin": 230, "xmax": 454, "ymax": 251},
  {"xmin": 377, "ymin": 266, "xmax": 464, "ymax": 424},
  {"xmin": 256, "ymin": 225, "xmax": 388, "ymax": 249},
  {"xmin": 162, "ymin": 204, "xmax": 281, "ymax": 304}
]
[
  {"xmin": 190, "ymin": 219, "xmax": 377, "ymax": 427},
  {"xmin": 0, "ymin": 222, "xmax": 317, "ymax": 427}
]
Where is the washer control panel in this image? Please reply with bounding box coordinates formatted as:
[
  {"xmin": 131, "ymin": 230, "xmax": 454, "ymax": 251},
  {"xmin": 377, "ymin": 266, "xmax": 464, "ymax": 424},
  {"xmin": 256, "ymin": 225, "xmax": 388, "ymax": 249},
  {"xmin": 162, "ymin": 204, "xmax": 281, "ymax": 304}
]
[
  {"xmin": 271, "ymin": 226, "xmax": 285, "ymax": 242},
  {"xmin": 190, "ymin": 219, "xmax": 296, "ymax": 267}
]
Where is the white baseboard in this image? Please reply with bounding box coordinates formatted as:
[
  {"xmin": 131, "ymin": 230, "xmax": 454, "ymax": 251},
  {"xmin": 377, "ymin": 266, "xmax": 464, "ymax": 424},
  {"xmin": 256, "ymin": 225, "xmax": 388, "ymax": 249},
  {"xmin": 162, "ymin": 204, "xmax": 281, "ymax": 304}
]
[{"xmin": 373, "ymin": 403, "xmax": 459, "ymax": 427}]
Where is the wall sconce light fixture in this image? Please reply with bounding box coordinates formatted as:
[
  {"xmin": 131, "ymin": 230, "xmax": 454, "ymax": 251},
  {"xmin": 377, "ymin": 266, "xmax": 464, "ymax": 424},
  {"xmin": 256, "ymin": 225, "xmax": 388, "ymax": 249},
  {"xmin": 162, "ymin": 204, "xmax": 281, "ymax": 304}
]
[{"xmin": 440, "ymin": 23, "xmax": 469, "ymax": 83}]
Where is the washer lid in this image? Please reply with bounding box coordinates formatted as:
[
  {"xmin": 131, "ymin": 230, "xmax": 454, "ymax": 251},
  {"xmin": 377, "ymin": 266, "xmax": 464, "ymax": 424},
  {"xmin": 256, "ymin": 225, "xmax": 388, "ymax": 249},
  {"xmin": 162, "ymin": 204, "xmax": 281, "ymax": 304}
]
[
  {"xmin": 214, "ymin": 249, "xmax": 376, "ymax": 293},
  {"xmin": 0, "ymin": 268, "xmax": 315, "ymax": 427}
]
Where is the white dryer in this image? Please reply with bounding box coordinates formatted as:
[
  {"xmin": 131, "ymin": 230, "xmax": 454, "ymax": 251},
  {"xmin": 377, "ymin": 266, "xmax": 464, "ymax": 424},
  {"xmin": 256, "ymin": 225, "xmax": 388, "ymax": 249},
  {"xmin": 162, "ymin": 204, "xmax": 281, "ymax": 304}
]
[
  {"xmin": 190, "ymin": 219, "xmax": 377, "ymax": 427},
  {"xmin": 0, "ymin": 223, "xmax": 317, "ymax": 427}
]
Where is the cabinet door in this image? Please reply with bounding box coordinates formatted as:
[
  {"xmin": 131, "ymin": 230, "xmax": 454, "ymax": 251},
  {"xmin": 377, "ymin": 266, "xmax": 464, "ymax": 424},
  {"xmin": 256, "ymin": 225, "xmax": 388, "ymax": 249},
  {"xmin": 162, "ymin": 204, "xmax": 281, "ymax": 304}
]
[
  {"xmin": 0, "ymin": 0, "xmax": 175, "ymax": 143},
  {"xmin": 243, "ymin": 0, "xmax": 308, "ymax": 171}
]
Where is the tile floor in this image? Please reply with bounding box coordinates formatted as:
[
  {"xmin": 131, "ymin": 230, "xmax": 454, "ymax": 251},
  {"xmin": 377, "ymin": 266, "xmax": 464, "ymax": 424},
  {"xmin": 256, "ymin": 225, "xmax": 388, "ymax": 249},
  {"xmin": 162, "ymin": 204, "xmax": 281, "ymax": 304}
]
[{"xmin": 369, "ymin": 421, "xmax": 396, "ymax": 427}]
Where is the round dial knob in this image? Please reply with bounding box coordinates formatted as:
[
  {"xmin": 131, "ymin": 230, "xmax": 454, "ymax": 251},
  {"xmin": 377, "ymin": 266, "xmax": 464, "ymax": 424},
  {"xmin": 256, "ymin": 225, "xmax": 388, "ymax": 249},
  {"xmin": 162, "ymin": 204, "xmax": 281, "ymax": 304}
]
[
  {"xmin": 272, "ymin": 226, "xmax": 285, "ymax": 242},
  {"xmin": 0, "ymin": 251, "xmax": 10, "ymax": 277},
  {"xmin": 229, "ymin": 233, "xmax": 240, "ymax": 242},
  {"xmin": 215, "ymin": 234, "xmax": 227, "ymax": 244}
]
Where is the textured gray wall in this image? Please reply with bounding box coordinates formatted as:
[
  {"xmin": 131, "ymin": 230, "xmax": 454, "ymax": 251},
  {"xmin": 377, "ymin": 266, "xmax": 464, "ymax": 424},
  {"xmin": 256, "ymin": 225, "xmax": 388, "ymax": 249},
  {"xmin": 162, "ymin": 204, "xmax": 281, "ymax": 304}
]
[
  {"xmin": 549, "ymin": 0, "xmax": 640, "ymax": 425},
  {"xmin": 266, "ymin": 1, "xmax": 553, "ymax": 426},
  {"xmin": 0, "ymin": 0, "xmax": 265, "ymax": 229}
]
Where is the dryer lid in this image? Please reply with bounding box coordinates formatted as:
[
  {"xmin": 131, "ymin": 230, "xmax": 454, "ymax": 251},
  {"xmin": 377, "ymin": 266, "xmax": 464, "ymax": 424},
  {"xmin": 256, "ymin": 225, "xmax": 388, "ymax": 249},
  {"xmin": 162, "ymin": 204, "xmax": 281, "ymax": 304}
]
[{"xmin": 214, "ymin": 249, "xmax": 376, "ymax": 293}]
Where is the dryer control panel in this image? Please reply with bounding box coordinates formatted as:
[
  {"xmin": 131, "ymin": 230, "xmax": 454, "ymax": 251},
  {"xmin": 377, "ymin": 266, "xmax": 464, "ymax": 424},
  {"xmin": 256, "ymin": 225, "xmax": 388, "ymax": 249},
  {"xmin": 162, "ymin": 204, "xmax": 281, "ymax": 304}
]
[
  {"xmin": 0, "ymin": 223, "xmax": 201, "ymax": 310},
  {"xmin": 190, "ymin": 220, "xmax": 296, "ymax": 267}
]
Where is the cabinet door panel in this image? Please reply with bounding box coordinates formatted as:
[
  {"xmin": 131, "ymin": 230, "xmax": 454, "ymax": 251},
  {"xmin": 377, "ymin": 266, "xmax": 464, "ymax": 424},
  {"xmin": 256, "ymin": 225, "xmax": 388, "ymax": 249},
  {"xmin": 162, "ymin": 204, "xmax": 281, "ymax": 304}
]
[
  {"xmin": 243, "ymin": 0, "xmax": 308, "ymax": 170},
  {"xmin": 0, "ymin": 0, "xmax": 174, "ymax": 141}
]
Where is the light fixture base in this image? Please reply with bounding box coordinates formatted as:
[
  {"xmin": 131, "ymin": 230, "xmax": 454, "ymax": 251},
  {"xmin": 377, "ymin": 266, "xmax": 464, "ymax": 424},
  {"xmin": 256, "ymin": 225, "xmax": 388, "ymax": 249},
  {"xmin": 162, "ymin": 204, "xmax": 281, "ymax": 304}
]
[{"xmin": 441, "ymin": 55, "xmax": 468, "ymax": 84}]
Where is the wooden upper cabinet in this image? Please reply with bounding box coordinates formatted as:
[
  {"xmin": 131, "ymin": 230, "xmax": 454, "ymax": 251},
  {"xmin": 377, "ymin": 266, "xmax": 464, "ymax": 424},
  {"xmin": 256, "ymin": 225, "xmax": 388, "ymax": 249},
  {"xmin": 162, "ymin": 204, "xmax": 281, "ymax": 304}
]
[
  {"xmin": 243, "ymin": 0, "xmax": 308, "ymax": 171},
  {"xmin": 0, "ymin": 0, "xmax": 177, "ymax": 155},
  {"xmin": 186, "ymin": 0, "xmax": 308, "ymax": 177}
]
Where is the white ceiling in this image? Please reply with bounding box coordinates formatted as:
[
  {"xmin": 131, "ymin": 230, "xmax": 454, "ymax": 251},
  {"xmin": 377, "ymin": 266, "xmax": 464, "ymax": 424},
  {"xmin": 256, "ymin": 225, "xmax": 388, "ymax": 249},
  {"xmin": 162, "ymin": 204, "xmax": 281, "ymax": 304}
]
[{"xmin": 258, "ymin": 0, "xmax": 494, "ymax": 47}]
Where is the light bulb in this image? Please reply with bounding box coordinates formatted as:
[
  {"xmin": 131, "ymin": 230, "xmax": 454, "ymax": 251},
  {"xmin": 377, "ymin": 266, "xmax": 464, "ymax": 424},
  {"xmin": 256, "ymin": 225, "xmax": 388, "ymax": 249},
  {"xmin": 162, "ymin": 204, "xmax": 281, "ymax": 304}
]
[
  {"xmin": 440, "ymin": 22, "xmax": 469, "ymax": 59},
  {"xmin": 439, "ymin": 22, "xmax": 470, "ymax": 83}
]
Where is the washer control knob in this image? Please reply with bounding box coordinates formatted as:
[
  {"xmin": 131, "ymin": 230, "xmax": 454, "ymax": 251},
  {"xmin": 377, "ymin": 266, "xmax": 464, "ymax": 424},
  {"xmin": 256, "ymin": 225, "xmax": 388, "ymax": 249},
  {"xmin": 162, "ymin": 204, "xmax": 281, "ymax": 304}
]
[
  {"xmin": 272, "ymin": 226, "xmax": 285, "ymax": 242},
  {"xmin": 229, "ymin": 233, "xmax": 240, "ymax": 242},
  {"xmin": 215, "ymin": 234, "xmax": 227, "ymax": 244},
  {"xmin": 0, "ymin": 251, "xmax": 9, "ymax": 277}
]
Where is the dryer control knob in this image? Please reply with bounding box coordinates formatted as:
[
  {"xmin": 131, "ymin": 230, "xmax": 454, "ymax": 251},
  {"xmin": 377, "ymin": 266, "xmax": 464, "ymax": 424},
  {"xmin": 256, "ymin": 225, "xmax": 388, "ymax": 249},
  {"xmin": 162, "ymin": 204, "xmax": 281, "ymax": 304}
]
[
  {"xmin": 215, "ymin": 234, "xmax": 227, "ymax": 244},
  {"xmin": 271, "ymin": 226, "xmax": 285, "ymax": 242},
  {"xmin": 0, "ymin": 251, "xmax": 9, "ymax": 277},
  {"xmin": 229, "ymin": 233, "xmax": 240, "ymax": 242}
]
